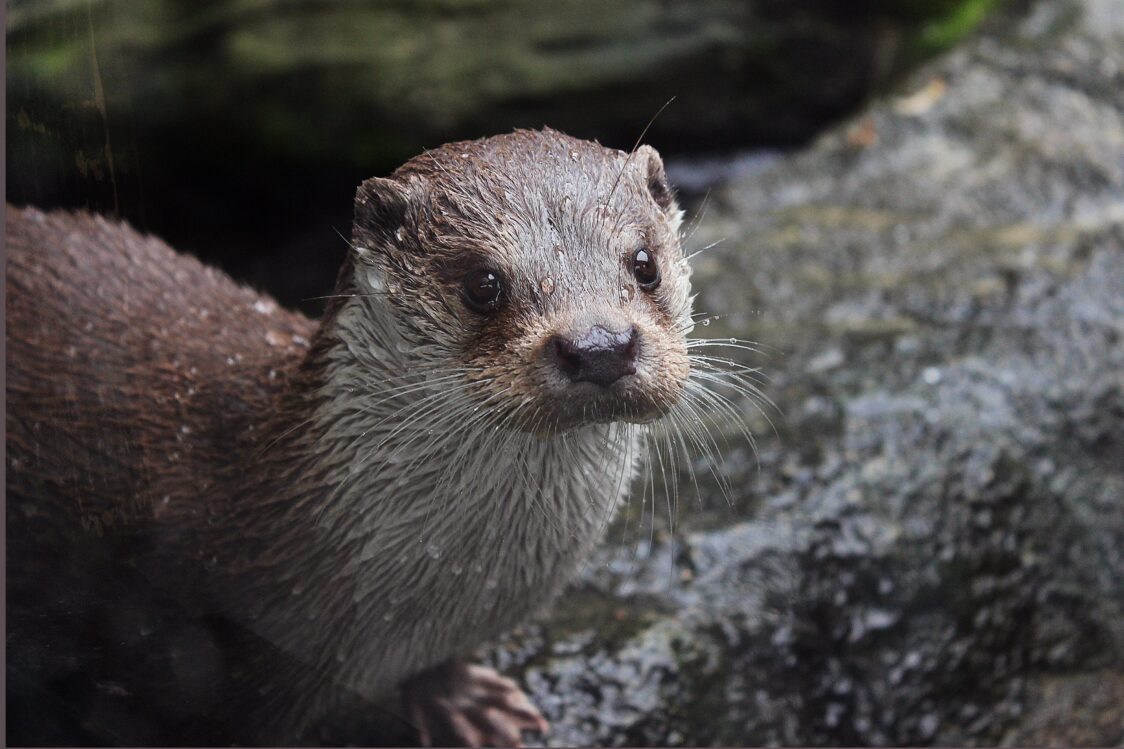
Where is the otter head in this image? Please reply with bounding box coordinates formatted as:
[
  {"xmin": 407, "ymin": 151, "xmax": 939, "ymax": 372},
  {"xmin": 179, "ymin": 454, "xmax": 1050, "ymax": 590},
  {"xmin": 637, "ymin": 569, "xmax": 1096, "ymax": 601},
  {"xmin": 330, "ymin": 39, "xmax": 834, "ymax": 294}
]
[{"xmin": 347, "ymin": 129, "xmax": 692, "ymax": 435}]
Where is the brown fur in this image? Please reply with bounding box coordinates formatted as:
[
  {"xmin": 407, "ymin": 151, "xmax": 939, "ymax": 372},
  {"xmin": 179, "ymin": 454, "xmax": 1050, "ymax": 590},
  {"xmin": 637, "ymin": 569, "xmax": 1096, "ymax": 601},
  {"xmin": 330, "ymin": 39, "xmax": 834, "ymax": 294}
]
[{"xmin": 6, "ymin": 128, "xmax": 691, "ymax": 744}]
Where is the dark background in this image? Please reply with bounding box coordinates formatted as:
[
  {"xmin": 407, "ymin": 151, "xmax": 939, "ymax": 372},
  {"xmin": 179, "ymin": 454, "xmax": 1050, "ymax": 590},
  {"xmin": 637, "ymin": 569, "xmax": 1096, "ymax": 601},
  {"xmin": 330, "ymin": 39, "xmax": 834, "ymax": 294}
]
[{"xmin": 7, "ymin": 0, "xmax": 999, "ymax": 315}]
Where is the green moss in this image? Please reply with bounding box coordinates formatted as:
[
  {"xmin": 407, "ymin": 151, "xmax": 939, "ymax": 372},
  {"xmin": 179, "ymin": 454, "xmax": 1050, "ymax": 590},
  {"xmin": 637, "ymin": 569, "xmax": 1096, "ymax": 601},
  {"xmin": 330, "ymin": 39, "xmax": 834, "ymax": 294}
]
[{"xmin": 910, "ymin": 0, "xmax": 1001, "ymax": 60}]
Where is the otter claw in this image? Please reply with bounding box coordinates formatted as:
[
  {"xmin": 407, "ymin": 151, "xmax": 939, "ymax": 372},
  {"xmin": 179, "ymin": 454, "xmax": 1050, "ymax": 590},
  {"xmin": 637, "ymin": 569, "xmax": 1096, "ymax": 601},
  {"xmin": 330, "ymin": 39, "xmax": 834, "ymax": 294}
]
[{"xmin": 403, "ymin": 662, "xmax": 549, "ymax": 747}]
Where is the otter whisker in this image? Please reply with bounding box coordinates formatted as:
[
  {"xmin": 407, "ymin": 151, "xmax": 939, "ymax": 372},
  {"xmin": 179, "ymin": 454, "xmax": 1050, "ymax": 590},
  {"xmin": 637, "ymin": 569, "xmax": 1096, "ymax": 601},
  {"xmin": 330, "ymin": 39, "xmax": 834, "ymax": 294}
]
[
  {"xmin": 688, "ymin": 367, "xmax": 781, "ymax": 435},
  {"xmin": 684, "ymin": 237, "xmax": 727, "ymax": 262},
  {"xmin": 667, "ymin": 385, "xmax": 739, "ymax": 507},
  {"xmin": 604, "ymin": 95, "xmax": 677, "ymax": 207},
  {"xmin": 680, "ymin": 188, "xmax": 713, "ymax": 247},
  {"xmin": 686, "ymin": 380, "xmax": 762, "ymax": 467}
]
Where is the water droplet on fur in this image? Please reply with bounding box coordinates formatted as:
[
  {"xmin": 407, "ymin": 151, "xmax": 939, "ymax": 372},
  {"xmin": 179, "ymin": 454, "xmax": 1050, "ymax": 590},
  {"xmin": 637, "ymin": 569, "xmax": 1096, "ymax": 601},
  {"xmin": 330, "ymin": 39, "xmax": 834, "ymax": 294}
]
[
  {"xmin": 451, "ymin": 563, "xmax": 463, "ymax": 576},
  {"xmin": 540, "ymin": 277, "xmax": 555, "ymax": 296},
  {"xmin": 619, "ymin": 286, "xmax": 634, "ymax": 302},
  {"xmin": 424, "ymin": 543, "xmax": 442, "ymax": 560},
  {"xmin": 922, "ymin": 366, "xmax": 942, "ymax": 385},
  {"xmin": 701, "ymin": 318, "xmax": 710, "ymax": 326},
  {"xmin": 569, "ymin": 151, "xmax": 578, "ymax": 161},
  {"xmin": 395, "ymin": 226, "xmax": 405, "ymax": 241},
  {"xmin": 382, "ymin": 611, "xmax": 394, "ymax": 622},
  {"xmin": 366, "ymin": 268, "xmax": 387, "ymax": 292},
  {"xmin": 729, "ymin": 338, "xmax": 736, "ymax": 343}
]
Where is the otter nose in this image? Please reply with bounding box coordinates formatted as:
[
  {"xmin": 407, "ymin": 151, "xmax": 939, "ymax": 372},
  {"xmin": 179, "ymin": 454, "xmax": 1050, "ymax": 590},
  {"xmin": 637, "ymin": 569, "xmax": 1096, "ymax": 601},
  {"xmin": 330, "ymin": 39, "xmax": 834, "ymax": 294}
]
[{"xmin": 549, "ymin": 325, "xmax": 639, "ymax": 387}]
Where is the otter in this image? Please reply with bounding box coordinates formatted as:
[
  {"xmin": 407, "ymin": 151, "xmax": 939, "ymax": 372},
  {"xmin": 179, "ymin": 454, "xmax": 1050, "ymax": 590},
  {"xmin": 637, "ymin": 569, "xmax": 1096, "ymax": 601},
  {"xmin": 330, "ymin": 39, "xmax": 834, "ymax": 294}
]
[{"xmin": 6, "ymin": 129, "xmax": 699, "ymax": 746}]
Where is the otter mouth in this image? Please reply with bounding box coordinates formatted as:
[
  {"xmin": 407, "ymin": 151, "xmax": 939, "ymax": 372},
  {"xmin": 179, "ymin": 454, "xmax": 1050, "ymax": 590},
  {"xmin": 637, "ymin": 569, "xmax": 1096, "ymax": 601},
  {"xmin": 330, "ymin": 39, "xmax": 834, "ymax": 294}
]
[{"xmin": 522, "ymin": 378, "xmax": 679, "ymax": 435}]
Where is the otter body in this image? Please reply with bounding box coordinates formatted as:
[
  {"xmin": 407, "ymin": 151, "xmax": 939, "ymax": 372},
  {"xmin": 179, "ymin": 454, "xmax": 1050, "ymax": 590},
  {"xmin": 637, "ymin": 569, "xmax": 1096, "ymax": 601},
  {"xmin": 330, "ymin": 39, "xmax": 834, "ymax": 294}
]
[{"xmin": 6, "ymin": 129, "xmax": 692, "ymax": 745}]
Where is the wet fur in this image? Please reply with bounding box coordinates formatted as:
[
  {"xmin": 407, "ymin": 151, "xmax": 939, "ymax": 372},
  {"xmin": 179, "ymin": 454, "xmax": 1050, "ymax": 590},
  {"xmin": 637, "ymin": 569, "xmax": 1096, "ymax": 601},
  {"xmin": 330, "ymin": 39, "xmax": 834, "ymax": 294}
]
[{"xmin": 6, "ymin": 129, "xmax": 698, "ymax": 740}]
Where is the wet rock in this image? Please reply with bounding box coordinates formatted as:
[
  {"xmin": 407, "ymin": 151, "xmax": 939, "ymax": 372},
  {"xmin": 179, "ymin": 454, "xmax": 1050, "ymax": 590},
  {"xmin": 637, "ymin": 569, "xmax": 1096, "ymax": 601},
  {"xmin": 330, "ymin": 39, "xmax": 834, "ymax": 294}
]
[{"xmin": 488, "ymin": 0, "xmax": 1124, "ymax": 745}]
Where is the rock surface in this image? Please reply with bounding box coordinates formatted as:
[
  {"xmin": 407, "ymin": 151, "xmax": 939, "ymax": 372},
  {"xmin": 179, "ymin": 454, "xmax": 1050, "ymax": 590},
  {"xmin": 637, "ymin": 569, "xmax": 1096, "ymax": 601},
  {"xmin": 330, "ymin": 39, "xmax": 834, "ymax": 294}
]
[
  {"xmin": 7, "ymin": 0, "xmax": 995, "ymax": 175},
  {"xmin": 488, "ymin": 0, "xmax": 1124, "ymax": 744}
]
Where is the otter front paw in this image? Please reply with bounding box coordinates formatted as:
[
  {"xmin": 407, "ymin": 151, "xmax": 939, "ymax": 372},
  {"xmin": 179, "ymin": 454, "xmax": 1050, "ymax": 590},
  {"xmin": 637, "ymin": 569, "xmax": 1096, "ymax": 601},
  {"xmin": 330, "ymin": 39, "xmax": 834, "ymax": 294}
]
[{"xmin": 401, "ymin": 661, "xmax": 549, "ymax": 747}]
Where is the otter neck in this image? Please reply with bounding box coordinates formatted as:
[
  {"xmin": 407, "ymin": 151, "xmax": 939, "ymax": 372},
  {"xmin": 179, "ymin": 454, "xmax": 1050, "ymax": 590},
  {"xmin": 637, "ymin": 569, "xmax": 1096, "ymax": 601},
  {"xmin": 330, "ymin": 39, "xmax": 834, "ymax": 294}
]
[{"xmin": 219, "ymin": 291, "xmax": 640, "ymax": 684}]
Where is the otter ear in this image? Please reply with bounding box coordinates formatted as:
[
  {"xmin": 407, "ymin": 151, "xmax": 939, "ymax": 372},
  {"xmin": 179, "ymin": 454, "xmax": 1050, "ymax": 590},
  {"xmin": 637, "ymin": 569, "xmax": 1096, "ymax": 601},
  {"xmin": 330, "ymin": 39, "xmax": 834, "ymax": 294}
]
[
  {"xmin": 353, "ymin": 177, "xmax": 413, "ymax": 252},
  {"xmin": 636, "ymin": 144, "xmax": 676, "ymax": 213}
]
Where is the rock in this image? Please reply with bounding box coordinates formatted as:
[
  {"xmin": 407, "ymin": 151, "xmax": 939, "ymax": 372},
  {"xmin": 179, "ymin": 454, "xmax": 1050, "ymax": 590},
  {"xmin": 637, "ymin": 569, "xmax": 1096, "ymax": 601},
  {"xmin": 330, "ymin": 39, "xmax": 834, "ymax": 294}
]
[
  {"xmin": 6, "ymin": 0, "xmax": 993, "ymax": 170},
  {"xmin": 488, "ymin": 0, "xmax": 1124, "ymax": 745}
]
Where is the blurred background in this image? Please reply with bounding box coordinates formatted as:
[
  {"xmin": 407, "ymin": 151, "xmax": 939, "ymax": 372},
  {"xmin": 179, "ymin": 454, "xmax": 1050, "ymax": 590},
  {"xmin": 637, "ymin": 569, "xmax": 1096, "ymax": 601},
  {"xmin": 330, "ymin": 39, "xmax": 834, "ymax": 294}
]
[
  {"xmin": 8, "ymin": 0, "xmax": 997, "ymax": 315},
  {"xmin": 8, "ymin": 0, "xmax": 1124, "ymax": 746}
]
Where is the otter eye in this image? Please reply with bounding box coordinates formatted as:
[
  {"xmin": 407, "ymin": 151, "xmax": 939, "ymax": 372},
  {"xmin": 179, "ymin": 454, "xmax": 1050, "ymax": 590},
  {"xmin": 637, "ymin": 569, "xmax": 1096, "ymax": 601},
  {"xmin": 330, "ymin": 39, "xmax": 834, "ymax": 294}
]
[
  {"xmin": 462, "ymin": 269, "xmax": 504, "ymax": 312},
  {"xmin": 631, "ymin": 247, "xmax": 661, "ymax": 290}
]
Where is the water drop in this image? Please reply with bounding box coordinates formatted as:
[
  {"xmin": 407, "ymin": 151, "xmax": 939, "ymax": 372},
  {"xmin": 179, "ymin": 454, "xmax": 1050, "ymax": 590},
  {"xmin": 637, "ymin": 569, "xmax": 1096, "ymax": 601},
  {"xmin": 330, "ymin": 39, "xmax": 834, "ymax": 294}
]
[
  {"xmin": 366, "ymin": 268, "xmax": 387, "ymax": 292},
  {"xmin": 382, "ymin": 611, "xmax": 394, "ymax": 622},
  {"xmin": 540, "ymin": 277, "xmax": 555, "ymax": 295},
  {"xmin": 424, "ymin": 543, "xmax": 443, "ymax": 560},
  {"xmin": 451, "ymin": 563, "xmax": 463, "ymax": 576},
  {"xmin": 619, "ymin": 286, "xmax": 635, "ymax": 303},
  {"xmin": 701, "ymin": 318, "xmax": 710, "ymax": 326}
]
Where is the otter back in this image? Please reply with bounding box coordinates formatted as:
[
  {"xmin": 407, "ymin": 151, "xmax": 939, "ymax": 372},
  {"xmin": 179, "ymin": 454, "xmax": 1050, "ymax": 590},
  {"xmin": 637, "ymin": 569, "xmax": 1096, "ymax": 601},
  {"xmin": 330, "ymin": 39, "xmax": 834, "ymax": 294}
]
[{"xmin": 5, "ymin": 206, "xmax": 332, "ymax": 744}]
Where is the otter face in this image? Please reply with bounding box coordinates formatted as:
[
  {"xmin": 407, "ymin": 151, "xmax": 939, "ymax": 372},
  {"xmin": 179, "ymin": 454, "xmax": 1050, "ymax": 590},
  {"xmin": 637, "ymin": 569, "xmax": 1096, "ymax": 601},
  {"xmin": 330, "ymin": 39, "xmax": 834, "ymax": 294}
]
[{"xmin": 349, "ymin": 129, "xmax": 692, "ymax": 435}]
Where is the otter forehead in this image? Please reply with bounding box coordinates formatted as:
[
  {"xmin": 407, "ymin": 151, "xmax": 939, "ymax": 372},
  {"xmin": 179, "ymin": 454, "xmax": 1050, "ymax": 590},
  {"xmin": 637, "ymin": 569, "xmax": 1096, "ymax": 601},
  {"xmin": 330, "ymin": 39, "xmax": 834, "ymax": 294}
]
[{"xmin": 395, "ymin": 130, "xmax": 678, "ymax": 307}]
